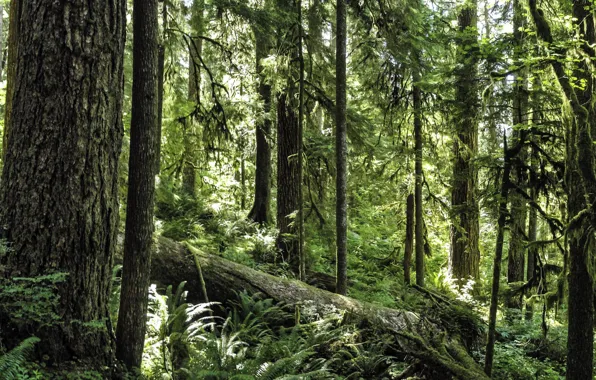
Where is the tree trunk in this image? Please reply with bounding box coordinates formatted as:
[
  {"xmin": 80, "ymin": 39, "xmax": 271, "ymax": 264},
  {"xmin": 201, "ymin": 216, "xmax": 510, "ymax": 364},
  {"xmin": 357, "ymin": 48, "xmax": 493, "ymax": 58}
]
[
  {"xmin": 149, "ymin": 236, "xmax": 489, "ymax": 380},
  {"xmin": 2, "ymin": 0, "xmax": 19, "ymax": 159},
  {"xmin": 413, "ymin": 69, "xmax": 424, "ymax": 288},
  {"xmin": 116, "ymin": 0, "xmax": 160, "ymax": 369},
  {"xmin": 506, "ymin": 0, "xmax": 528, "ymax": 309},
  {"xmin": 484, "ymin": 137, "xmax": 514, "ymax": 377},
  {"xmin": 183, "ymin": 0, "xmax": 205, "ymax": 198},
  {"xmin": 529, "ymin": 1, "xmax": 595, "ymax": 377},
  {"xmin": 404, "ymin": 194, "xmax": 414, "ymax": 285},
  {"xmin": 276, "ymin": 93, "xmax": 300, "ymax": 272},
  {"xmin": 335, "ymin": 0, "xmax": 348, "ymax": 295},
  {"xmin": 449, "ymin": 1, "xmax": 480, "ymax": 286},
  {"xmin": 0, "ymin": 0, "xmax": 126, "ymax": 366},
  {"xmin": 247, "ymin": 30, "xmax": 273, "ymax": 225}
]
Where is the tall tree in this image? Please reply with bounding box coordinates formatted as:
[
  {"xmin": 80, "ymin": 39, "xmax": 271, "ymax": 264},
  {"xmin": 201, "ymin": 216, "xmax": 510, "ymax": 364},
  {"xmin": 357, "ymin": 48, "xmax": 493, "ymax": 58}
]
[
  {"xmin": 413, "ymin": 67, "xmax": 424, "ymax": 287},
  {"xmin": 449, "ymin": 0, "xmax": 480, "ymax": 285},
  {"xmin": 0, "ymin": 0, "xmax": 126, "ymax": 365},
  {"xmin": 116, "ymin": 0, "xmax": 160, "ymax": 368},
  {"xmin": 335, "ymin": 0, "xmax": 348, "ymax": 295},
  {"xmin": 247, "ymin": 25, "xmax": 273, "ymax": 225},
  {"xmin": 276, "ymin": 0, "xmax": 303, "ymax": 273},
  {"xmin": 529, "ymin": 1, "xmax": 594, "ymax": 378},
  {"xmin": 506, "ymin": 0, "xmax": 528, "ymax": 308}
]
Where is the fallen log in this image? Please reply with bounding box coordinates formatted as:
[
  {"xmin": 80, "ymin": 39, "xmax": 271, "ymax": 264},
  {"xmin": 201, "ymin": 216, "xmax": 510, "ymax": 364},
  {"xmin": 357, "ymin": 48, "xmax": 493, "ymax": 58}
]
[{"xmin": 150, "ymin": 236, "xmax": 488, "ymax": 380}]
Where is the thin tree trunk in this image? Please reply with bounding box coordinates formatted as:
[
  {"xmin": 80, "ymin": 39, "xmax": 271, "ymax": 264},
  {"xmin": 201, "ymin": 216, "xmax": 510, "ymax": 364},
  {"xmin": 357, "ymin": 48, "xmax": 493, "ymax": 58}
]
[
  {"xmin": 183, "ymin": 0, "xmax": 204, "ymax": 198},
  {"xmin": 335, "ymin": 0, "xmax": 348, "ymax": 295},
  {"xmin": 0, "ymin": 0, "xmax": 126, "ymax": 365},
  {"xmin": 404, "ymin": 194, "xmax": 414, "ymax": 285},
  {"xmin": 484, "ymin": 137, "xmax": 514, "ymax": 377},
  {"xmin": 413, "ymin": 68, "xmax": 424, "ymax": 287},
  {"xmin": 247, "ymin": 29, "xmax": 273, "ymax": 224},
  {"xmin": 297, "ymin": 0, "xmax": 306, "ymax": 281},
  {"xmin": 449, "ymin": 1, "xmax": 480, "ymax": 286},
  {"xmin": 116, "ymin": 0, "xmax": 160, "ymax": 368}
]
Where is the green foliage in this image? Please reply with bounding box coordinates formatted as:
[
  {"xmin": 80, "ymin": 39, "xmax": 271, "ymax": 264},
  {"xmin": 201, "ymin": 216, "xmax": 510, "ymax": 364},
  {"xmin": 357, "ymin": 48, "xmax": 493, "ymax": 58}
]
[
  {"xmin": 0, "ymin": 273, "xmax": 67, "ymax": 328},
  {"xmin": 0, "ymin": 337, "xmax": 40, "ymax": 380}
]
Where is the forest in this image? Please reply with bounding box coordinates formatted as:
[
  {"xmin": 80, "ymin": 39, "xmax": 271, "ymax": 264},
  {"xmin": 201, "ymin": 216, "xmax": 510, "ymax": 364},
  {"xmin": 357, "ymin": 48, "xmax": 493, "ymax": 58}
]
[{"xmin": 0, "ymin": 0, "xmax": 595, "ymax": 379}]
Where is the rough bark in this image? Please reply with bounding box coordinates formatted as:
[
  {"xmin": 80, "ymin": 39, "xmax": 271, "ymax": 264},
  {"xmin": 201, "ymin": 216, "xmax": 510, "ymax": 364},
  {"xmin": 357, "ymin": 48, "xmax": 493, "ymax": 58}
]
[
  {"xmin": 506, "ymin": 0, "xmax": 528, "ymax": 309},
  {"xmin": 116, "ymin": 0, "xmax": 160, "ymax": 368},
  {"xmin": 449, "ymin": 1, "xmax": 480, "ymax": 285},
  {"xmin": 149, "ymin": 236, "xmax": 489, "ymax": 380},
  {"xmin": 404, "ymin": 194, "xmax": 414, "ymax": 285},
  {"xmin": 276, "ymin": 93, "xmax": 300, "ymax": 272},
  {"xmin": 247, "ymin": 29, "xmax": 273, "ymax": 225},
  {"xmin": 0, "ymin": 0, "xmax": 126, "ymax": 366},
  {"xmin": 2, "ymin": 0, "xmax": 19, "ymax": 158},
  {"xmin": 413, "ymin": 69, "xmax": 424, "ymax": 288},
  {"xmin": 335, "ymin": 0, "xmax": 348, "ymax": 295}
]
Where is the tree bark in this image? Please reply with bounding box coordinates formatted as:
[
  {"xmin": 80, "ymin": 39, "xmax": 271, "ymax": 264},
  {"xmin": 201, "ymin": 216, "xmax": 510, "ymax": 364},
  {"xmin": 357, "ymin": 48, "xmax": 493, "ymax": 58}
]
[
  {"xmin": 247, "ymin": 29, "xmax": 273, "ymax": 225},
  {"xmin": 0, "ymin": 0, "xmax": 126, "ymax": 366},
  {"xmin": 404, "ymin": 194, "xmax": 414, "ymax": 285},
  {"xmin": 449, "ymin": 0, "xmax": 480, "ymax": 286},
  {"xmin": 335, "ymin": 0, "xmax": 348, "ymax": 295},
  {"xmin": 116, "ymin": 0, "xmax": 160, "ymax": 369},
  {"xmin": 506, "ymin": 0, "xmax": 528, "ymax": 309},
  {"xmin": 2, "ymin": 0, "xmax": 19, "ymax": 159},
  {"xmin": 149, "ymin": 236, "xmax": 489, "ymax": 380},
  {"xmin": 413, "ymin": 68, "xmax": 424, "ymax": 288},
  {"xmin": 276, "ymin": 93, "xmax": 300, "ymax": 272}
]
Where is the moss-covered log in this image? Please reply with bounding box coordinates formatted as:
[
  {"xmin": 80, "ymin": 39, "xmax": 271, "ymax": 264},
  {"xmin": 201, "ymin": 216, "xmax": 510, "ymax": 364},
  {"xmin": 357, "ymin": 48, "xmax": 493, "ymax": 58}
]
[{"xmin": 150, "ymin": 236, "xmax": 488, "ymax": 379}]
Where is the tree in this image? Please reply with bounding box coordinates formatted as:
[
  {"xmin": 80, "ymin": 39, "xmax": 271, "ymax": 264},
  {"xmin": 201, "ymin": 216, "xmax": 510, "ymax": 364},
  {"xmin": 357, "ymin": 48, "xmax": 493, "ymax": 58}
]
[
  {"xmin": 413, "ymin": 66, "xmax": 424, "ymax": 287},
  {"xmin": 506, "ymin": 0, "xmax": 528, "ymax": 309},
  {"xmin": 247, "ymin": 25, "xmax": 273, "ymax": 225},
  {"xmin": 335, "ymin": 0, "xmax": 348, "ymax": 295},
  {"xmin": 183, "ymin": 0, "xmax": 205, "ymax": 198},
  {"xmin": 404, "ymin": 193, "xmax": 414, "ymax": 285},
  {"xmin": 276, "ymin": 0, "xmax": 303, "ymax": 274},
  {"xmin": 449, "ymin": 0, "xmax": 480, "ymax": 285},
  {"xmin": 0, "ymin": 0, "xmax": 126, "ymax": 365},
  {"xmin": 116, "ymin": 0, "xmax": 160, "ymax": 368},
  {"xmin": 529, "ymin": 1, "xmax": 594, "ymax": 377},
  {"xmin": 2, "ymin": 0, "xmax": 19, "ymax": 158}
]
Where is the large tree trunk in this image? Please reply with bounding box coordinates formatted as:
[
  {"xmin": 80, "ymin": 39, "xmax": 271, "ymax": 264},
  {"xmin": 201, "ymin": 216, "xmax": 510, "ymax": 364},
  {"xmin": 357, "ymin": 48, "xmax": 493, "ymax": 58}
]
[
  {"xmin": 247, "ymin": 29, "xmax": 273, "ymax": 225},
  {"xmin": 335, "ymin": 0, "xmax": 348, "ymax": 295},
  {"xmin": 449, "ymin": 1, "xmax": 480, "ymax": 285},
  {"xmin": 0, "ymin": 0, "xmax": 126, "ymax": 366},
  {"xmin": 506, "ymin": 0, "xmax": 528, "ymax": 309},
  {"xmin": 276, "ymin": 93, "xmax": 300, "ymax": 271},
  {"xmin": 150, "ymin": 236, "xmax": 488, "ymax": 380},
  {"xmin": 116, "ymin": 0, "xmax": 160, "ymax": 369}
]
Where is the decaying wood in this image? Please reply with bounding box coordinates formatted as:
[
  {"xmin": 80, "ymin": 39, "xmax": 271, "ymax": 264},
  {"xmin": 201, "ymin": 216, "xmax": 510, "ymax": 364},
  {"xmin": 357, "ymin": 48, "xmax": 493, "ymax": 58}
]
[{"xmin": 150, "ymin": 236, "xmax": 488, "ymax": 379}]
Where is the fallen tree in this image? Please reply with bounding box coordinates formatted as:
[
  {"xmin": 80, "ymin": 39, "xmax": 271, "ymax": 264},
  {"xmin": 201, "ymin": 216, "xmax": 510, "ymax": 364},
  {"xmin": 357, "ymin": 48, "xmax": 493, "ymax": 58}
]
[{"xmin": 150, "ymin": 236, "xmax": 488, "ymax": 379}]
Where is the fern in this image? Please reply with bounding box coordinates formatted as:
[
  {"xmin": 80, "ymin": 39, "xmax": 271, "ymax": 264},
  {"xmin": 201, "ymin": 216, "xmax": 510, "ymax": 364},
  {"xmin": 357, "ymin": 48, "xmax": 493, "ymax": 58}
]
[{"xmin": 0, "ymin": 337, "xmax": 40, "ymax": 379}]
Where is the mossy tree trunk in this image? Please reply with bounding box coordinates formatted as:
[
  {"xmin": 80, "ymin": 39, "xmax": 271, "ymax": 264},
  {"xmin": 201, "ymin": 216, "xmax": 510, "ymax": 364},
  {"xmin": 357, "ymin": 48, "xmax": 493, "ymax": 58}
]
[
  {"xmin": 0, "ymin": 0, "xmax": 126, "ymax": 366},
  {"xmin": 449, "ymin": 0, "xmax": 480, "ymax": 286}
]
